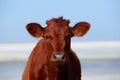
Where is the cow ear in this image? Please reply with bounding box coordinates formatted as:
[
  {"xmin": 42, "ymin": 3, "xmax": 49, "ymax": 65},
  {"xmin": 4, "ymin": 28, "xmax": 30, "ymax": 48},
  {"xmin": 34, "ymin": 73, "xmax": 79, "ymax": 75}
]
[
  {"xmin": 26, "ymin": 23, "xmax": 44, "ymax": 38},
  {"xmin": 71, "ymin": 22, "xmax": 90, "ymax": 37}
]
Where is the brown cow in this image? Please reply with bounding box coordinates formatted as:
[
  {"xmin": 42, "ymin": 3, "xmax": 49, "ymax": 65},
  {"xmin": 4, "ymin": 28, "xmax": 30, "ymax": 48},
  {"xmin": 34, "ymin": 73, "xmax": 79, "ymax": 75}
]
[{"xmin": 22, "ymin": 17, "xmax": 90, "ymax": 80}]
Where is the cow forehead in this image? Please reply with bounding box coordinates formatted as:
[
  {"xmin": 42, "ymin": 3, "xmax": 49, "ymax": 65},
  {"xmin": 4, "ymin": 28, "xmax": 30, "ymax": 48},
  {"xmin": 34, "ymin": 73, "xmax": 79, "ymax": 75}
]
[
  {"xmin": 45, "ymin": 25, "xmax": 70, "ymax": 36},
  {"xmin": 47, "ymin": 24, "xmax": 68, "ymax": 30}
]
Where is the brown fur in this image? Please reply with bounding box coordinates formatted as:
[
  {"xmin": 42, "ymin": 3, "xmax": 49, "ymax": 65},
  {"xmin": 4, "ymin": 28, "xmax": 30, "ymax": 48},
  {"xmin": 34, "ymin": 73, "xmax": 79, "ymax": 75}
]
[{"xmin": 22, "ymin": 17, "xmax": 90, "ymax": 80}]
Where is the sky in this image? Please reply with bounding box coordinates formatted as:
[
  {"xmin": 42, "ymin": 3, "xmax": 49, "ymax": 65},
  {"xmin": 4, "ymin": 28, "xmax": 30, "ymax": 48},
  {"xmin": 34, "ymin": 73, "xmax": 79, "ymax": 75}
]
[{"xmin": 0, "ymin": 0, "xmax": 120, "ymax": 42}]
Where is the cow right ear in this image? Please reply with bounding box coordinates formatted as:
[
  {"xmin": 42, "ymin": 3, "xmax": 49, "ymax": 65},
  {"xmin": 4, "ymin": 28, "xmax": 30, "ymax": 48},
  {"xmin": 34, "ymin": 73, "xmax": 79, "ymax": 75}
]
[{"xmin": 26, "ymin": 23, "xmax": 44, "ymax": 38}]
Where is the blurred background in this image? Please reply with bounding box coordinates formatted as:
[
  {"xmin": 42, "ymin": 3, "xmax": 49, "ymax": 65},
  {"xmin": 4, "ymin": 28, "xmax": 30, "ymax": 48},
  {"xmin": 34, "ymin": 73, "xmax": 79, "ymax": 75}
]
[{"xmin": 0, "ymin": 0, "xmax": 120, "ymax": 80}]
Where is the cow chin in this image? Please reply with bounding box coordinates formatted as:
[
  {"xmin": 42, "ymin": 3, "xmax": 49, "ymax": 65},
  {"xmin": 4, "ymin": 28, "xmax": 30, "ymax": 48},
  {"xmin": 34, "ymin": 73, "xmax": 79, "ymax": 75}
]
[{"xmin": 52, "ymin": 61, "xmax": 66, "ymax": 67}]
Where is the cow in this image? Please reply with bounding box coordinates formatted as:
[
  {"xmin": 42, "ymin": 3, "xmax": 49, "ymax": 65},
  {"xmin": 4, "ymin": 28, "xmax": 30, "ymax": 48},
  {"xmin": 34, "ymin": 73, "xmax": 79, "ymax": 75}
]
[{"xmin": 22, "ymin": 17, "xmax": 90, "ymax": 80}]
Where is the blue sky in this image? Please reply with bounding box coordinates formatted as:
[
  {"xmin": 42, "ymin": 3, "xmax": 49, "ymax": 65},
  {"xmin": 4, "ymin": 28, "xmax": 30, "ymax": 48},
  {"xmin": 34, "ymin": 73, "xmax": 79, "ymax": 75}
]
[{"xmin": 0, "ymin": 0, "xmax": 120, "ymax": 42}]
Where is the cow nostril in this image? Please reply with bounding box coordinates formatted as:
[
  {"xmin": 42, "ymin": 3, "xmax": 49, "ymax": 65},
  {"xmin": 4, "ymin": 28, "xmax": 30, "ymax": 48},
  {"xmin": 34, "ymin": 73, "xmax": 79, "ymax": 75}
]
[
  {"xmin": 53, "ymin": 54, "xmax": 57, "ymax": 59},
  {"xmin": 62, "ymin": 54, "xmax": 65, "ymax": 60}
]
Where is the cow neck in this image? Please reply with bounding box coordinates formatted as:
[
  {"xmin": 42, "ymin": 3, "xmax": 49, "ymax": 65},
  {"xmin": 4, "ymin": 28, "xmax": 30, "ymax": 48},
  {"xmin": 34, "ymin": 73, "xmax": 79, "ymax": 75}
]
[{"xmin": 63, "ymin": 64, "xmax": 79, "ymax": 80}]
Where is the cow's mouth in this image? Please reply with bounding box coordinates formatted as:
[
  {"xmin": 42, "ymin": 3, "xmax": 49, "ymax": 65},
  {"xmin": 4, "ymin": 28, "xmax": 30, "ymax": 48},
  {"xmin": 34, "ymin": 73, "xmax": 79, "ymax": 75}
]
[{"xmin": 51, "ymin": 60, "xmax": 66, "ymax": 66}]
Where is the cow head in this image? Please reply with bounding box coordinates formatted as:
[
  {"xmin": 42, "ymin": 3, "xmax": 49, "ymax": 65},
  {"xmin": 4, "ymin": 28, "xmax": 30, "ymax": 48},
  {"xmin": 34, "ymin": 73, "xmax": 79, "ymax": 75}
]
[{"xmin": 26, "ymin": 17, "xmax": 90, "ymax": 65}]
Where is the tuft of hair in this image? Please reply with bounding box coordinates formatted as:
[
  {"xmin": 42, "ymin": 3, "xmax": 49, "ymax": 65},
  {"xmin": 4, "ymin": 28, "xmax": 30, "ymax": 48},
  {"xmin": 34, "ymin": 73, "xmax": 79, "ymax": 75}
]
[{"xmin": 46, "ymin": 16, "xmax": 70, "ymax": 26}]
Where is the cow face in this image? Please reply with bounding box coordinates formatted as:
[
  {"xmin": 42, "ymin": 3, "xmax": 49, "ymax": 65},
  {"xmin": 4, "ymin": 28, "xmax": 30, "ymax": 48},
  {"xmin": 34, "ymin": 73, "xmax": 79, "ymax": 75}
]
[{"xmin": 26, "ymin": 17, "xmax": 90, "ymax": 65}]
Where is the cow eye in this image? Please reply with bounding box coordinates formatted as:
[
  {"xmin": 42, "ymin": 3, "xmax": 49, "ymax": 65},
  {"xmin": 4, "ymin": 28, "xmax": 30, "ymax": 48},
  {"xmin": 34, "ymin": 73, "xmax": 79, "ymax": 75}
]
[
  {"xmin": 45, "ymin": 36, "xmax": 49, "ymax": 39},
  {"xmin": 65, "ymin": 35, "xmax": 71, "ymax": 40},
  {"xmin": 44, "ymin": 35, "xmax": 52, "ymax": 40}
]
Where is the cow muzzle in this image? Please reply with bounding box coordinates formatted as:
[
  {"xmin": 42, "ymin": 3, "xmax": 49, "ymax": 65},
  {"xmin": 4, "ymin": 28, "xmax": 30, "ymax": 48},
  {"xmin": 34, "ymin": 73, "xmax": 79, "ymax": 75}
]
[{"xmin": 50, "ymin": 52, "xmax": 66, "ymax": 63}]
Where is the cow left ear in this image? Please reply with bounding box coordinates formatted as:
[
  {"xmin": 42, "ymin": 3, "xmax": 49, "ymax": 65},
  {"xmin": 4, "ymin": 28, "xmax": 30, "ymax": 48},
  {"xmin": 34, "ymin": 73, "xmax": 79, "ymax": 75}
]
[
  {"xmin": 71, "ymin": 22, "xmax": 90, "ymax": 37},
  {"xmin": 26, "ymin": 23, "xmax": 44, "ymax": 38}
]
